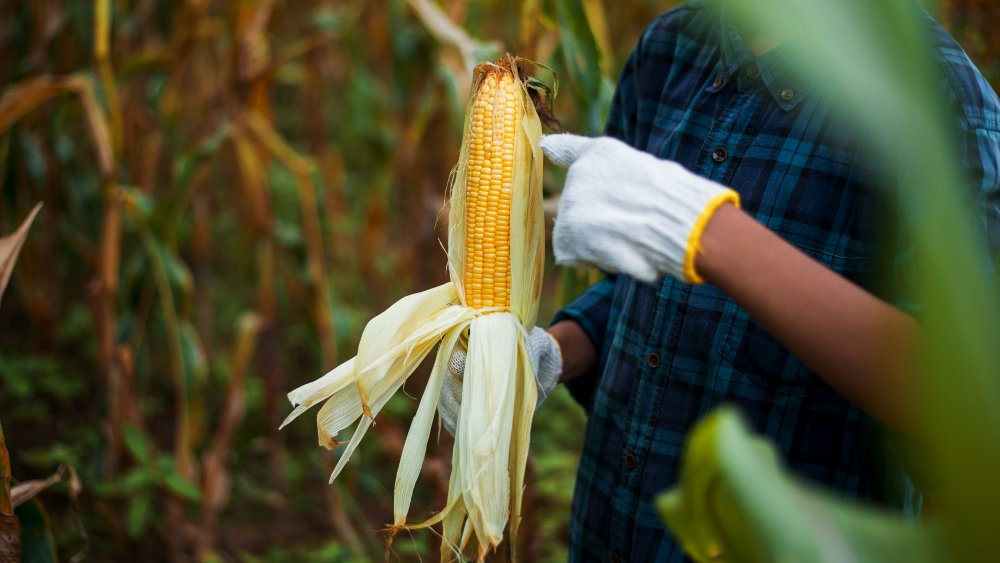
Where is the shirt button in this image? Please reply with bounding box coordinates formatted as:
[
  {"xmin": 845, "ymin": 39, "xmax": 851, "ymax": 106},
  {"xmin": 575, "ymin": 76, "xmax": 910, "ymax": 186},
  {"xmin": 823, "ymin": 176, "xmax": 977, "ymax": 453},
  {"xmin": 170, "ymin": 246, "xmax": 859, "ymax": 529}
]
[
  {"xmin": 711, "ymin": 77, "xmax": 725, "ymax": 89},
  {"xmin": 609, "ymin": 553, "xmax": 621, "ymax": 563},
  {"xmin": 746, "ymin": 65, "xmax": 760, "ymax": 80},
  {"xmin": 780, "ymin": 88, "xmax": 795, "ymax": 101},
  {"xmin": 624, "ymin": 452, "xmax": 637, "ymax": 469},
  {"xmin": 712, "ymin": 147, "xmax": 728, "ymax": 163},
  {"xmin": 646, "ymin": 352, "xmax": 660, "ymax": 368}
]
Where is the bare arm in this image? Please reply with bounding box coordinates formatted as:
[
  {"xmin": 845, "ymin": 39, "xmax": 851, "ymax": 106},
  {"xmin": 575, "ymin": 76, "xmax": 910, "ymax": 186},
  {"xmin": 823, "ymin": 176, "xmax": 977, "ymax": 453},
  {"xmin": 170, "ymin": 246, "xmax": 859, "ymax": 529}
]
[
  {"xmin": 544, "ymin": 201, "xmax": 918, "ymax": 433},
  {"xmin": 697, "ymin": 204, "xmax": 918, "ymax": 433},
  {"xmin": 548, "ymin": 320, "xmax": 598, "ymax": 384}
]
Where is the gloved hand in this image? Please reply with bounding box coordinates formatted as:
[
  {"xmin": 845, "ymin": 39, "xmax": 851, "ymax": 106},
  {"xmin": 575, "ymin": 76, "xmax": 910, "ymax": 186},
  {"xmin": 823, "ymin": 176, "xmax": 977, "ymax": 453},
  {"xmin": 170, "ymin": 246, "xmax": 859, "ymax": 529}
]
[
  {"xmin": 540, "ymin": 134, "xmax": 740, "ymax": 284},
  {"xmin": 438, "ymin": 326, "xmax": 562, "ymax": 436}
]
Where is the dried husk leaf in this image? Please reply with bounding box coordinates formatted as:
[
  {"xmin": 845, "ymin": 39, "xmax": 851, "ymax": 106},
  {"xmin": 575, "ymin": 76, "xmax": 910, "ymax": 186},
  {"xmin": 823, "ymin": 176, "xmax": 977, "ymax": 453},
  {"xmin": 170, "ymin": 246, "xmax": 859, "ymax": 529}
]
[
  {"xmin": 393, "ymin": 322, "xmax": 467, "ymax": 525},
  {"xmin": 508, "ymin": 338, "xmax": 539, "ymax": 553},
  {"xmin": 508, "ymin": 66, "xmax": 545, "ymax": 328},
  {"xmin": 458, "ymin": 313, "xmax": 519, "ymax": 548}
]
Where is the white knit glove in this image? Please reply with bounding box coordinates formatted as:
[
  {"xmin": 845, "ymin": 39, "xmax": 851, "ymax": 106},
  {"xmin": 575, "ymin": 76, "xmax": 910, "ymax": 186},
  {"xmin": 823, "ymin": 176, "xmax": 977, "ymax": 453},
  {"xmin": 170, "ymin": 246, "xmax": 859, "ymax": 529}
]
[
  {"xmin": 540, "ymin": 134, "xmax": 740, "ymax": 284},
  {"xmin": 438, "ymin": 327, "xmax": 562, "ymax": 436}
]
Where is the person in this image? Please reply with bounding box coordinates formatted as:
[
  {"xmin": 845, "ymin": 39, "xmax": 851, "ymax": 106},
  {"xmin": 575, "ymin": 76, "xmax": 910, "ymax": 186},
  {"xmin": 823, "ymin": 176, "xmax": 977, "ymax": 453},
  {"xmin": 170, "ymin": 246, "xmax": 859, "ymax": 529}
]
[{"xmin": 442, "ymin": 0, "xmax": 1000, "ymax": 560}]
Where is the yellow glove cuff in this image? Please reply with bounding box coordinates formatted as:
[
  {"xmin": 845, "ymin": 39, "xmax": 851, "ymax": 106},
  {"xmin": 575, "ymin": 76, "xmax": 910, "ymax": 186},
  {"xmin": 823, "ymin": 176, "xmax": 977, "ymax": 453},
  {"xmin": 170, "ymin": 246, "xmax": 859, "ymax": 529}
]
[{"xmin": 683, "ymin": 189, "xmax": 741, "ymax": 284}]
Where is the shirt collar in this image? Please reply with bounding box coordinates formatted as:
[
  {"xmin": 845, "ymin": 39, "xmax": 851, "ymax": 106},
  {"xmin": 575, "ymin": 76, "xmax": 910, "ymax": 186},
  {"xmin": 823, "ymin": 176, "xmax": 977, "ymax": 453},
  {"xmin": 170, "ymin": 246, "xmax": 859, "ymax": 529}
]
[{"xmin": 717, "ymin": 7, "xmax": 816, "ymax": 111}]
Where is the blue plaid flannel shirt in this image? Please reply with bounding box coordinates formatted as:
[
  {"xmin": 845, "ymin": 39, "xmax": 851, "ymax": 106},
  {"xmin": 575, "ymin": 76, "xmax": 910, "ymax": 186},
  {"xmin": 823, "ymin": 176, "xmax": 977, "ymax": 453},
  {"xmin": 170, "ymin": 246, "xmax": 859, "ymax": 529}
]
[{"xmin": 552, "ymin": 2, "xmax": 1000, "ymax": 561}]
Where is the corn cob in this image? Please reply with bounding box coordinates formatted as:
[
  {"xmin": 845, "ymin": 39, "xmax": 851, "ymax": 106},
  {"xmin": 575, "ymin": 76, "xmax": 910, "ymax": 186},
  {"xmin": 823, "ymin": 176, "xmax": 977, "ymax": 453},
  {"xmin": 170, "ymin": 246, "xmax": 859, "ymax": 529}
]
[
  {"xmin": 465, "ymin": 70, "xmax": 516, "ymax": 310},
  {"xmin": 282, "ymin": 56, "xmax": 544, "ymax": 562}
]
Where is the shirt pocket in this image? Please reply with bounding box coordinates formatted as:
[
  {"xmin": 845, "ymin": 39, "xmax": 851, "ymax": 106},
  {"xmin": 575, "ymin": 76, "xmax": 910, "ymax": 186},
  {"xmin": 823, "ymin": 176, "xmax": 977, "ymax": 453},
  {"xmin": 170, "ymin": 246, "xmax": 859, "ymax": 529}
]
[{"xmin": 718, "ymin": 249, "xmax": 874, "ymax": 396}]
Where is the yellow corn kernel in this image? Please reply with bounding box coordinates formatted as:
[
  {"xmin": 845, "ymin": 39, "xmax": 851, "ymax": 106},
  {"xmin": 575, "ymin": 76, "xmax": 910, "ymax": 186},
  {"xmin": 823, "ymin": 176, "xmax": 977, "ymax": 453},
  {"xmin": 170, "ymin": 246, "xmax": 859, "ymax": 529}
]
[{"xmin": 463, "ymin": 69, "xmax": 519, "ymax": 310}]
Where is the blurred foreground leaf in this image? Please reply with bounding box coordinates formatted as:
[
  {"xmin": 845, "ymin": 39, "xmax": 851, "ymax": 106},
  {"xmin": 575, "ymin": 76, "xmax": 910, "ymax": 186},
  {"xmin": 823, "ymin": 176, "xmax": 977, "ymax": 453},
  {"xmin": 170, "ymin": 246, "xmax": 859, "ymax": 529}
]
[
  {"xmin": 658, "ymin": 407, "xmax": 948, "ymax": 563},
  {"xmin": 724, "ymin": 0, "xmax": 1000, "ymax": 559}
]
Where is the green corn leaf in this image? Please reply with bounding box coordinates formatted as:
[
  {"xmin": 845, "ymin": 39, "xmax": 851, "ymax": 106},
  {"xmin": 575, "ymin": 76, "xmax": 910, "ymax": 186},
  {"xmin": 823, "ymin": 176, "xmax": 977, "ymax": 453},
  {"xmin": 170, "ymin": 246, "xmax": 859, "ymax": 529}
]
[
  {"xmin": 15, "ymin": 498, "xmax": 55, "ymax": 563},
  {"xmin": 657, "ymin": 407, "xmax": 949, "ymax": 563},
  {"xmin": 126, "ymin": 494, "xmax": 152, "ymax": 538},
  {"xmin": 122, "ymin": 424, "xmax": 150, "ymax": 464},
  {"xmin": 163, "ymin": 471, "xmax": 201, "ymax": 502}
]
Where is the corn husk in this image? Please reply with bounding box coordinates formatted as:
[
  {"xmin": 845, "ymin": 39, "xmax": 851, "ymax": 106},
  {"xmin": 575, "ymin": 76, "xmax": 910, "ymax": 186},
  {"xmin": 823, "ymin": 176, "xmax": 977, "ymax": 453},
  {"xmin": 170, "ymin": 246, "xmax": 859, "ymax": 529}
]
[{"xmin": 283, "ymin": 55, "xmax": 544, "ymax": 561}]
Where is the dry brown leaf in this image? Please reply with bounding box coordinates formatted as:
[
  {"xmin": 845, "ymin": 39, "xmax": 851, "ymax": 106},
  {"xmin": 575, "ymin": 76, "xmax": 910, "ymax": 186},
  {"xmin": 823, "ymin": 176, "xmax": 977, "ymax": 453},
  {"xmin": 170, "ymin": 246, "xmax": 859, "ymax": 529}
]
[
  {"xmin": 0, "ymin": 513, "xmax": 19, "ymax": 562},
  {"xmin": 0, "ymin": 202, "xmax": 43, "ymax": 308},
  {"xmin": 10, "ymin": 464, "xmax": 78, "ymax": 509},
  {"xmin": 64, "ymin": 75, "xmax": 116, "ymax": 178},
  {"xmin": 241, "ymin": 112, "xmax": 336, "ymax": 363},
  {"xmin": 11, "ymin": 476, "xmax": 58, "ymax": 510},
  {"xmin": 0, "ymin": 75, "xmax": 66, "ymax": 132},
  {"xmin": 230, "ymin": 128, "xmax": 273, "ymax": 233},
  {"xmin": 0, "ymin": 74, "xmax": 115, "ymax": 177},
  {"xmin": 406, "ymin": 0, "xmax": 501, "ymax": 88}
]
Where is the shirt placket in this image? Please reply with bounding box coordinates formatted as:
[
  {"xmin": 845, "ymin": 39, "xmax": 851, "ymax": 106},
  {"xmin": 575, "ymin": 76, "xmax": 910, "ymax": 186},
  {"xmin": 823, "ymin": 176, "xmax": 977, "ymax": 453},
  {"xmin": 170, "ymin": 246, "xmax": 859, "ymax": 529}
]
[
  {"xmin": 610, "ymin": 76, "xmax": 766, "ymax": 561},
  {"xmin": 608, "ymin": 280, "xmax": 685, "ymax": 560},
  {"xmin": 704, "ymin": 65, "xmax": 764, "ymax": 183}
]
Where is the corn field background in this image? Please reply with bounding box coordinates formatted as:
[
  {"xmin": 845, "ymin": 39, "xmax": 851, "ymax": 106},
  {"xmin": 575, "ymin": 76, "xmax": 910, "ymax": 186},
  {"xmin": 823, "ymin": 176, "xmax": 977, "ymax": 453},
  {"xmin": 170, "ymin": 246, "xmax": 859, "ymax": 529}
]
[{"xmin": 0, "ymin": 1, "xmax": 997, "ymax": 562}]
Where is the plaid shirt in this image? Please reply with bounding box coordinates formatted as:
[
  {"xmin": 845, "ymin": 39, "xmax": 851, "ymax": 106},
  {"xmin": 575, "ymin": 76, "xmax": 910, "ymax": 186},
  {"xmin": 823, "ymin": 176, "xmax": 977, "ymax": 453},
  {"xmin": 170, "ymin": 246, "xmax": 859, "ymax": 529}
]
[{"xmin": 552, "ymin": 2, "xmax": 1000, "ymax": 561}]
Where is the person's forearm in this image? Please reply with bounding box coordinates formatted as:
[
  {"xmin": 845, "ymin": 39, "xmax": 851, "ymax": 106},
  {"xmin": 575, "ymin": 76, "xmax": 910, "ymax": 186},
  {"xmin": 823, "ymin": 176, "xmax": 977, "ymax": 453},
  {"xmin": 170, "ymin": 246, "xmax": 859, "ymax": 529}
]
[
  {"xmin": 697, "ymin": 204, "xmax": 918, "ymax": 433},
  {"xmin": 548, "ymin": 320, "xmax": 598, "ymax": 383}
]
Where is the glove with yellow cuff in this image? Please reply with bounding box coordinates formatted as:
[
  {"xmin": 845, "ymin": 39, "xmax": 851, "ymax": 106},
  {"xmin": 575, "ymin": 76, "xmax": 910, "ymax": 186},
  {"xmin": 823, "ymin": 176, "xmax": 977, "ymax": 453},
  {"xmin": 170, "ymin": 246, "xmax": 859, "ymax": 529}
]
[{"xmin": 540, "ymin": 134, "xmax": 740, "ymax": 284}]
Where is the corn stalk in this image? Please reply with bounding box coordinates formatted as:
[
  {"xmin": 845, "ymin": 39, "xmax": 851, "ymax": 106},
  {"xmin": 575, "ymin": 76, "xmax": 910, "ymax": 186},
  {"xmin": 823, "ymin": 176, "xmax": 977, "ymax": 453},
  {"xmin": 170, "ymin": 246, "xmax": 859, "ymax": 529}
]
[
  {"xmin": 196, "ymin": 313, "xmax": 263, "ymax": 559},
  {"xmin": 0, "ymin": 203, "xmax": 44, "ymax": 560}
]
